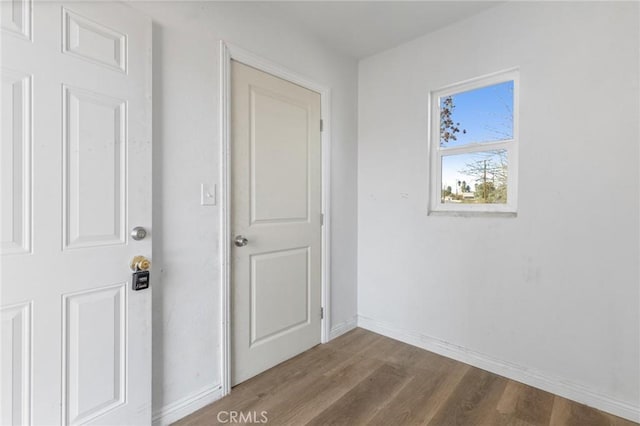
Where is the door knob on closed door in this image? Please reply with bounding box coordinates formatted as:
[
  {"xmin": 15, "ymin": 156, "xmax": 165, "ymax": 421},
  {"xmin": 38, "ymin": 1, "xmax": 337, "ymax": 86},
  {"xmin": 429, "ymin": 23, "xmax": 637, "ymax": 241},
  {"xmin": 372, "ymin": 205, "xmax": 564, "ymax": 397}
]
[{"xmin": 234, "ymin": 235, "xmax": 249, "ymax": 247}]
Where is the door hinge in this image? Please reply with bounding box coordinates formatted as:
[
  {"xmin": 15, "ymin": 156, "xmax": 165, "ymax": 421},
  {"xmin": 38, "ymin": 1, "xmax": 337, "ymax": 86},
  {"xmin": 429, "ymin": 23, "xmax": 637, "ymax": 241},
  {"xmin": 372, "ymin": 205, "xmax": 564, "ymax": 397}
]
[
  {"xmin": 320, "ymin": 213, "xmax": 324, "ymax": 226},
  {"xmin": 320, "ymin": 119, "xmax": 324, "ymax": 132},
  {"xmin": 320, "ymin": 307, "xmax": 324, "ymax": 319}
]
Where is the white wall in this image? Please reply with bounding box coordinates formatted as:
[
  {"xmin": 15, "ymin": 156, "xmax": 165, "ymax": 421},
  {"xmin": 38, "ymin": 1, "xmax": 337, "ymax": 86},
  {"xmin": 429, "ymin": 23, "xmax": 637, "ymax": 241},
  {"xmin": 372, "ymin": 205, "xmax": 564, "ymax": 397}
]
[
  {"xmin": 358, "ymin": 1, "xmax": 639, "ymax": 421},
  {"xmin": 128, "ymin": 2, "xmax": 358, "ymax": 422}
]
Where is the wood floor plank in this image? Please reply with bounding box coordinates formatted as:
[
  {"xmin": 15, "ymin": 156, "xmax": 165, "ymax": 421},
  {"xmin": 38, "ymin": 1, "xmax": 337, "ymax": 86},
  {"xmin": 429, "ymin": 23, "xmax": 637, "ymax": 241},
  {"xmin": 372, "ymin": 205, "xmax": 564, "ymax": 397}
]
[
  {"xmin": 226, "ymin": 347, "xmax": 382, "ymax": 425},
  {"xmin": 265, "ymin": 355, "xmax": 384, "ymax": 425},
  {"xmin": 427, "ymin": 366, "xmax": 510, "ymax": 425},
  {"xmin": 173, "ymin": 329, "xmax": 639, "ymax": 426},
  {"xmin": 305, "ymin": 363, "xmax": 412, "ymax": 425},
  {"xmin": 327, "ymin": 327, "xmax": 383, "ymax": 354},
  {"xmin": 496, "ymin": 381, "xmax": 555, "ymax": 425},
  {"xmin": 368, "ymin": 362, "xmax": 469, "ymax": 425},
  {"xmin": 233, "ymin": 371, "xmax": 337, "ymax": 425},
  {"xmin": 363, "ymin": 333, "xmax": 459, "ymax": 375},
  {"xmin": 369, "ymin": 338, "xmax": 436, "ymax": 369},
  {"xmin": 322, "ymin": 351, "xmax": 386, "ymax": 384}
]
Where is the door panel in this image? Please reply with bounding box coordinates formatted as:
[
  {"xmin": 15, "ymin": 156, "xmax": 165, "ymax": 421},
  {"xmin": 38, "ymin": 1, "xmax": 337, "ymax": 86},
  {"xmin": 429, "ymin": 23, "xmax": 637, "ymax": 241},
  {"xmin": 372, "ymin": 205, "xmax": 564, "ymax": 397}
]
[
  {"xmin": 251, "ymin": 87, "xmax": 310, "ymax": 223},
  {"xmin": 251, "ymin": 247, "xmax": 310, "ymax": 344},
  {"xmin": 1, "ymin": 70, "xmax": 31, "ymax": 255},
  {"xmin": 62, "ymin": 85, "xmax": 126, "ymax": 249},
  {"xmin": 231, "ymin": 61, "xmax": 322, "ymax": 385},
  {"xmin": 62, "ymin": 284, "xmax": 126, "ymax": 425},
  {"xmin": 61, "ymin": 8, "xmax": 127, "ymax": 73},
  {"xmin": 1, "ymin": 302, "xmax": 31, "ymax": 425},
  {"xmin": 1, "ymin": 2, "xmax": 152, "ymax": 424},
  {"xmin": 1, "ymin": 0, "xmax": 32, "ymax": 40}
]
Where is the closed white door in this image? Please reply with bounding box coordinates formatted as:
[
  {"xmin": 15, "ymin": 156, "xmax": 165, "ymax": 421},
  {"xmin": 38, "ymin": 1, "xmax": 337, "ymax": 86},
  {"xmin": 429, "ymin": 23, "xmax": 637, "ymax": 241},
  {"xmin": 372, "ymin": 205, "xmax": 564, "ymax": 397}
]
[
  {"xmin": 1, "ymin": 2, "xmax": 152, "ymax": 424},
  {"xmin": 231, "ymin": 60, "xmax": 322, "ymax": 385}
]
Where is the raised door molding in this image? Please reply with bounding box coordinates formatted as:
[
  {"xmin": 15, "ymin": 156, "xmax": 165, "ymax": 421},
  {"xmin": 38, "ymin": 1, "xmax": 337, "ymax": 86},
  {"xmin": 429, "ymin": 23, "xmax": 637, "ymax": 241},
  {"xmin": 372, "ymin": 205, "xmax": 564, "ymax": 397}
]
[
  {"xmin": 1, "ymin": 69, "xmax": 32, "ymax": 255},
  {"xmin": 62, "ymin": 8, "xmax": 127, "ymax": 73},
  {"xmin": 1, "ymin": 302, "xmax": 32, "ymax": 425},
  {"xmin": 62, "ymin": 284, "xmax": 126, "ymax": 425},
  {"xmin": 62, "ymin": 85, "xmax": 127, "ymax": 250},
  {"xmin": 1, "ymin": 0, "xmax": 33, "ymax": 41}
]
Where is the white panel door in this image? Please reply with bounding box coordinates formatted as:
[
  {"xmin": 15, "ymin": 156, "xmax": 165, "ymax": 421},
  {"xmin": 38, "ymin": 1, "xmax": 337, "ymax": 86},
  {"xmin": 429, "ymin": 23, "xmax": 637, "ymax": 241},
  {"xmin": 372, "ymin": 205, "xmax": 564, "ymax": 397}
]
[
  {"xmin": 1, "ymin": 2, "xmax": 152, "ymax": 424},
  {"xmin": 231, "ymin": 60, "xmax": 322, "ymax": 386}
]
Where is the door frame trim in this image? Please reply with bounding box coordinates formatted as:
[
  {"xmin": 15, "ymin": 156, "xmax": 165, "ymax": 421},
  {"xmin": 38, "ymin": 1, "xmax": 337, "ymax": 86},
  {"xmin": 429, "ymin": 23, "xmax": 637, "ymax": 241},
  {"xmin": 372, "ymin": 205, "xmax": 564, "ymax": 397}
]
[{"xmin": 219, "ymin": 41, "xmax": 332, "ymax": 396}]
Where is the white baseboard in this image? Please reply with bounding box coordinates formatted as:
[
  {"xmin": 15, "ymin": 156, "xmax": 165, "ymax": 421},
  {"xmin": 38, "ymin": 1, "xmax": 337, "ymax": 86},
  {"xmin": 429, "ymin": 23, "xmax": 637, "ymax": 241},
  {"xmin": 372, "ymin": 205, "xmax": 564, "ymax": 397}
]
[
  {"xmin": 357, "ymin": 315, "xmax": 640, "ymax": 423},
  {"xmin": 329, "ymin": 316, "xmax": 358, "ymax": 340},
  {"xmin": 152, "ymin": 384, "xmax": 224, "ymax": 426}
]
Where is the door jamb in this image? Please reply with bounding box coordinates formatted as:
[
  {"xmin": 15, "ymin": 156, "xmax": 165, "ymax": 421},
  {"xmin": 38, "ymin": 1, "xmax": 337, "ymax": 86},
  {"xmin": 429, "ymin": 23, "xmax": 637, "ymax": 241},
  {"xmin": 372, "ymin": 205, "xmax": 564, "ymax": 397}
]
[{"xmin": 219, "ymin": 41, "xmax": 332, "ymax": 396}]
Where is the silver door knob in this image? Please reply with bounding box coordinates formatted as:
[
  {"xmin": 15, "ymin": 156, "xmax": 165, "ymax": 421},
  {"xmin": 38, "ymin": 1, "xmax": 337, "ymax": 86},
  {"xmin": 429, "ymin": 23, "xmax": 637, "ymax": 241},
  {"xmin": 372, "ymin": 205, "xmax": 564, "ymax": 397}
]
[
  {"xmin": 131, "ymin": 226, "xmax": 147, "ymax": 241},
  {"xmin": 234, "ymin": 235, "xmax": 248, "ymax": 247}
]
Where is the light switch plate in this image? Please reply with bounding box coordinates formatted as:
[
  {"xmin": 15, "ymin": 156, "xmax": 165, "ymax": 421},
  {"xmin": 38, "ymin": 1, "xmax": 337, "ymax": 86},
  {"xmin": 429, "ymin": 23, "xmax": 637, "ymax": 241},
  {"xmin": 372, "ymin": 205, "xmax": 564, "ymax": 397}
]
[{"xmin": 201, "ymin": 183, "xmax": 216, "ymax": 206}]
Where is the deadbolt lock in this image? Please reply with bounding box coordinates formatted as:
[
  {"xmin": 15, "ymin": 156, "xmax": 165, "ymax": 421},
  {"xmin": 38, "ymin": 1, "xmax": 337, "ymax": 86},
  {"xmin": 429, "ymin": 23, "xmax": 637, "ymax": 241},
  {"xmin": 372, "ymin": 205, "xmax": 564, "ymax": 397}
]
[{"xmin": 131, "ymin": 226, "xmax": 147, "ymax": 241}]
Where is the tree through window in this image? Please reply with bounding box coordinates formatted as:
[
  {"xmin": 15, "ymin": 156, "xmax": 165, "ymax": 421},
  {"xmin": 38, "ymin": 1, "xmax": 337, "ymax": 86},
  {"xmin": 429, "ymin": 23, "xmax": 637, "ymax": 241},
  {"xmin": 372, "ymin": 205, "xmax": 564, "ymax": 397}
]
[{"xmin": 430, "ymin": 70, "xmax": 519, "ymax": 214}]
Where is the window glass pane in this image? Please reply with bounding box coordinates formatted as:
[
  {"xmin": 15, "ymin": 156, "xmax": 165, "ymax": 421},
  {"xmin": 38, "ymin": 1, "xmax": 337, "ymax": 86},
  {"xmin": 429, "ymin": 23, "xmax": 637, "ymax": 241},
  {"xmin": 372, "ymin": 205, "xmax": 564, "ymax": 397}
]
[
  {"xmin": 441, "ymin": 150, "xmax": 508, "ymax": 204},
  {"xmin": 439, "ymin": 81, "xmax": 513, "ymax": 148}
]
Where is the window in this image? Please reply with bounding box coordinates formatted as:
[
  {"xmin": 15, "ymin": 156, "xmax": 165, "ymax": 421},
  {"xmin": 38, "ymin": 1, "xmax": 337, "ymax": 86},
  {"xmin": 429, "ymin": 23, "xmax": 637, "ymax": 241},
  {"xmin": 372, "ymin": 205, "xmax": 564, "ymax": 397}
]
[{"xmin": 429, "ymin": 70, "xmax": 519, "ymax": 215}]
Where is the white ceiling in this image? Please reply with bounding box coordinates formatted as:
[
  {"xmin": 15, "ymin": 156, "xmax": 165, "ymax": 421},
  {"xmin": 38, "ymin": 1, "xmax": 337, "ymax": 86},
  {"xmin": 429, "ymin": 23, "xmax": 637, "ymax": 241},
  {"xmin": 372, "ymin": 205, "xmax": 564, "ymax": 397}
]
[{"xmin": 243, "ymin": 1, "xmax": 503, "ymax": 59}]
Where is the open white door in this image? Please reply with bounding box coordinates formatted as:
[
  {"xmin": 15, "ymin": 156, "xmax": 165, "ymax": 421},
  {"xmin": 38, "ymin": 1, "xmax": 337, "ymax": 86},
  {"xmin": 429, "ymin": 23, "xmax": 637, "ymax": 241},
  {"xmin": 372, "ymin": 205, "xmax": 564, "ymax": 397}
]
[{"xmin": 1, "ymin": 2, "xmax": 152, "ymax": 424}]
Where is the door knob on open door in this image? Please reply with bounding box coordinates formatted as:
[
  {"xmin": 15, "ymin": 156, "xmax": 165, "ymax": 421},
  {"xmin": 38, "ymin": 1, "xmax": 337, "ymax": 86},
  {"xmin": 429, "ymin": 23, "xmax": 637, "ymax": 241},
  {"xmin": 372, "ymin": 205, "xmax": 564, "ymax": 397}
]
[
  {"xmin": 131, "ymin": 255, "xmax": 151, "ymax": 271},
  {"xmin": 234, "ymin": 235, "xmax": 249, "ymax": 247}
]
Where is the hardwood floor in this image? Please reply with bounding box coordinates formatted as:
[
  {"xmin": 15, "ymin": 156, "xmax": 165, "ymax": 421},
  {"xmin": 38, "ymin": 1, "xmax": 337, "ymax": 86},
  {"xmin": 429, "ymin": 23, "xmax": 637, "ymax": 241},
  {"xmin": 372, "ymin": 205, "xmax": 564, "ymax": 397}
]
[{"xmin": 175, "ymin": 328, "xmax": 638, "ymax": 426}]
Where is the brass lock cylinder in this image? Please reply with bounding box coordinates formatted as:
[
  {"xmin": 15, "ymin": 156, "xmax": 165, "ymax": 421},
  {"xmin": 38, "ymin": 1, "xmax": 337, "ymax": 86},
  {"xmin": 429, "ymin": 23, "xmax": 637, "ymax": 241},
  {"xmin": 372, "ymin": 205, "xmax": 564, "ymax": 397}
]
[{"xmin": 131, "ymin": 255, "xmax": 151, "ymax": 271}]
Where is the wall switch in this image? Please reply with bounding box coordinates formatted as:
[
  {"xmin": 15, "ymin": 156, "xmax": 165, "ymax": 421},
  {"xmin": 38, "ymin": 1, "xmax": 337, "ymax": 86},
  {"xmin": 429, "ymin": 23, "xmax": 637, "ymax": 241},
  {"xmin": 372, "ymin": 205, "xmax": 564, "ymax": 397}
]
[{"xmin": 201, "ymin": 183, "xmax": 216, "ymax": 206}]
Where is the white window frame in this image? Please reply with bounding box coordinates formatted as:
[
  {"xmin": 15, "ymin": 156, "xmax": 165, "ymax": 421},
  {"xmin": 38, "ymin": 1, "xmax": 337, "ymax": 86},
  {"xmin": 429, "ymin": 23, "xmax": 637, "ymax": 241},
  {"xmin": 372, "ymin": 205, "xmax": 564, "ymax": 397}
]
[{"xmin": 429, "ymin": 69, "xmax": 519, "ymax": 216}]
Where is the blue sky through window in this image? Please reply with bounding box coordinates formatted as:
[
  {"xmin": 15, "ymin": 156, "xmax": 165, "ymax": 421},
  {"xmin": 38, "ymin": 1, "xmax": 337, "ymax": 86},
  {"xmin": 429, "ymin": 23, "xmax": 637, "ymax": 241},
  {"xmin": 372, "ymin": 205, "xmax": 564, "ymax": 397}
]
[{"xmin": 440, "ymin": 80, "xmax": 514, "ymax": 148}]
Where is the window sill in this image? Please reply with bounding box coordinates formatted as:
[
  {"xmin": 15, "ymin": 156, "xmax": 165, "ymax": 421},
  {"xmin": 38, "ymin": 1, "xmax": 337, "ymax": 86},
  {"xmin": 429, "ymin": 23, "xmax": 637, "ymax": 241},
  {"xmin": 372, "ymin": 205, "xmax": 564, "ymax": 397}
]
[{"xmin": 428, "ymin": 210, "xmax": 517, "ymax": 218}]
